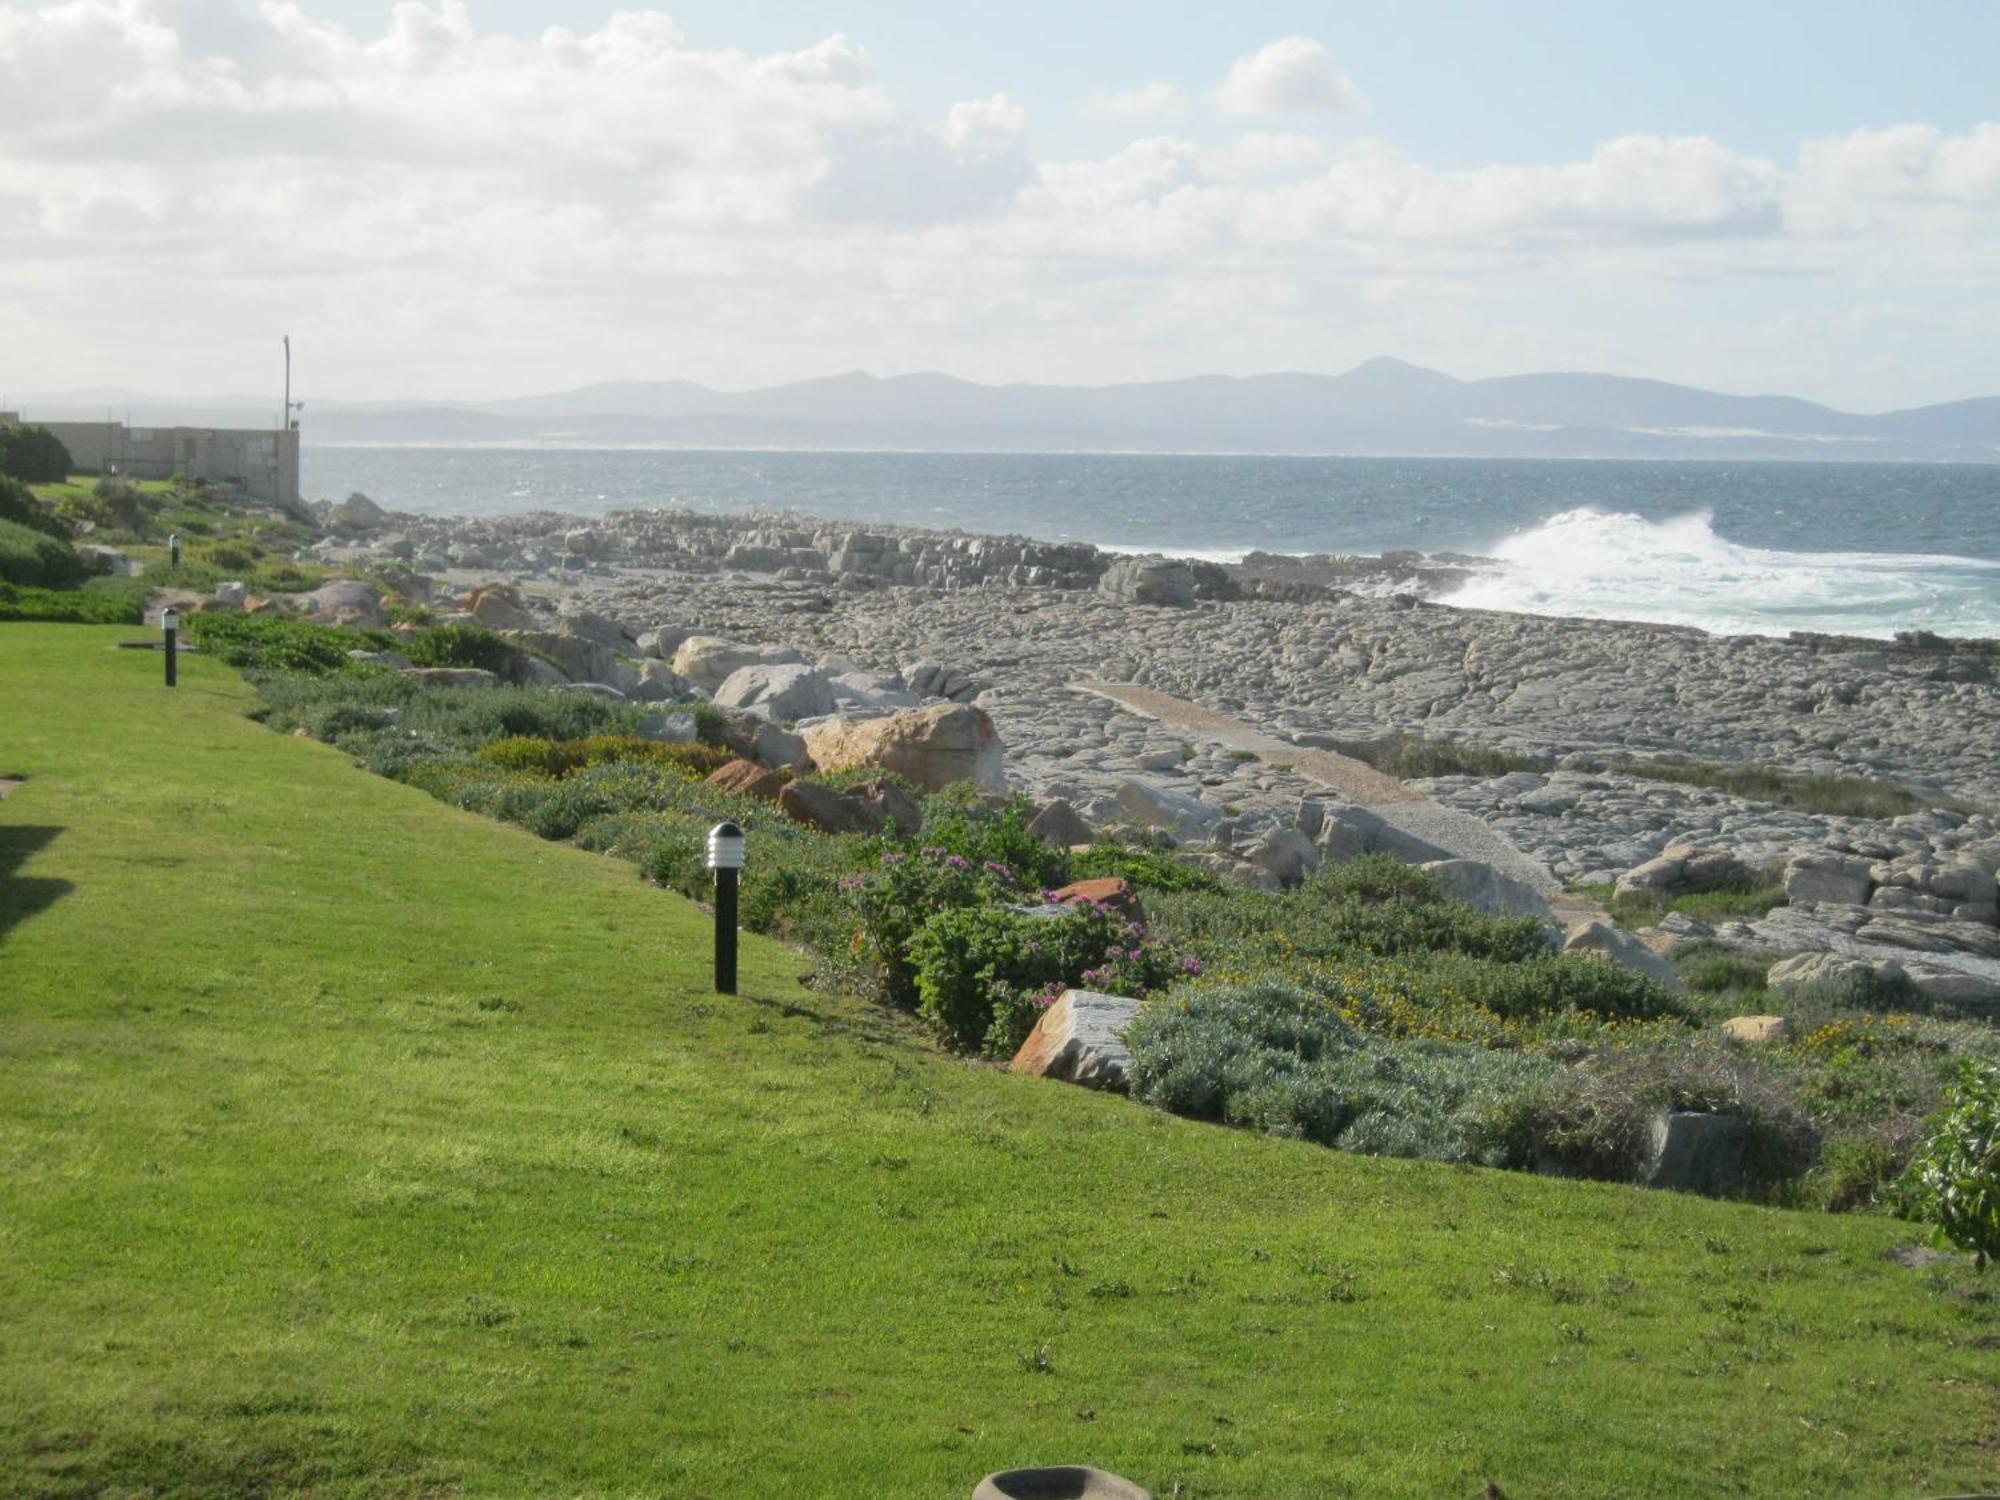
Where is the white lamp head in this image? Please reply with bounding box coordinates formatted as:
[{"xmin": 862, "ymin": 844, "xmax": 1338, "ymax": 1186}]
[
  {"xmin": 706, "ymin": 820, "xmax": 746, "ymax": 871},
  {"xmin": 161, "ymin": 607, "xmax": 181, "ymax": 631}
]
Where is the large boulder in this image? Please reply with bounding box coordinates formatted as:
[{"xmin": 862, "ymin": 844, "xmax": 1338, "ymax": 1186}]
[
  {"xmin": 1642, "ymin": 1110, "xmax": 1747, "ymax": 1196},
  {"xmin": 1026, "ymin": 798, "xmax": 1094, "ymax": 848},
  {"xmin": 1248, "ymin": 826, "xmax": 1320, "ymax": 888},
  {"xmin": 707, "ymin": 759, "xmax": 787, "ymax": 803},
  {"xmin": 712, "ymin": 663, "xmax": 837, "ymax": 722},
  {"xmin": 1562, "ymin": 920, "xmax": 1688, "ymax": 992},
  {"xmin": 1784, "ymin": 853, "xmax": 1874, "ymax": 908},
  {"xmin": 1420, "ymin": 858, "xmax": 1554, "ymax": 922},
  {"xmin": 507, "ymin": 629, "xmax": 628, "ymax": 689},
  {"xmin": 469, "ymin": 586, "xmax": 537, "ymax": 632},
  {"xmin": 555, "ymin": 604, "xmax": 634, "ymax": 653},
  {"xmin": 299, "ymin": 577, "xmax": 384, "ymax": 626},
  {"xmin": 1009, "ymin": 989, "xmax": 1141, "ymax": 1091},
  {"xmin": 846, "ymin": 777, "xmax": 923, "ymax": 837},
  {"xmin": 1114, "ymin": 779, "xmax": 1221, "ymax": 843},
  {"xmin": 777, "ymin": 779, "xmax": 886, "ymax": 836},
  {"xmin": 672, "ymin": 636, "xmax": 806, "ymax": 694},
  {"xmin": 801, "ymin": 704, "xmax": 1006, "ymax": 793},
  {"xmin": 1098, "ymin": 556, "xmax": 1196, "ymax": 608},
  {"xmin": 328, "ymin": 492, "xmax": 389, "ymax": 534}
]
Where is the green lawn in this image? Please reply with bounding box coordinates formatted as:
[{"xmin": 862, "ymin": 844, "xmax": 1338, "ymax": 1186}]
[{"xmin": 0, "ymin": 624, "xmax": 1994, "ymax": 1498}]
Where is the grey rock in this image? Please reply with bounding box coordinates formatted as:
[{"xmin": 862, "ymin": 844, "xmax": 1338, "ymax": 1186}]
[
  {"xmin": 214, "ymin": 580, "xmax": 249, "ymax": 608},
  {"xmin": 1642, "ymin": 1110, "xmax": 1747, "ymax": 1196},
  {"xmin": 672, "ymin": 636, "xmax": 807, "ymax": 694},
  {"xmin": 1420, "ymin": 858, "xmax": 1554, "ymax": 922},
  {"xmin": 1563, "ymin": 920, "xmax": 1688, "ymax": 992},
  {"xmin": 1247, "ymin": 826, "xmax": 1320, "ymax": 888},
  {"xmin": 1099, "ymin": 557, "xmax": 1197, "ymax": 608},
  {"xmin": 1785, "ymin": 853, "xmax": 1874, "ymax": 907},
  {"xmin": 712, "ymin": 663, "xmax": 837, "ymax": 722},
  {"xmin": 1115, "ymin": 779, "xmax": 1222, "ymax": 842},
  {"xmin": 1027, "ymin": 798, "xmax": 1094, "ymax": 847}
]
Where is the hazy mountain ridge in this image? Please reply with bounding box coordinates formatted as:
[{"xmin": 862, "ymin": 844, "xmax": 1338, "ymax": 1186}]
[{"xmin": 15, "ymin": 360, "xmax": 1999, "ymax": 460}]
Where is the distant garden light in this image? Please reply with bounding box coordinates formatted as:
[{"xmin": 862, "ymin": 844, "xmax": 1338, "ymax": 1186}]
[
  {"xmin": 161, "ymin": 607, "xmax": 180, "ymax": 688},
  {"xmin": 168, "ymin": 532, "xmax": 181, "ymax": 569},
  {"xmin": 707, "ymin": 821, "xmax": 745, "ymax": 995}
]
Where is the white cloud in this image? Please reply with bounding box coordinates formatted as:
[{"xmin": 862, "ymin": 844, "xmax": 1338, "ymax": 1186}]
[
  {"xmin": 1213, "ymin": 37, "xmax": 1365, "ymax": 119},
  {"xmin": 0, "ymin": 5, "xmax": 1997, "ymax": 405},
  {"xmin": 1081, "ymin": 80, "xmax": 1187, "ymax": 121}
]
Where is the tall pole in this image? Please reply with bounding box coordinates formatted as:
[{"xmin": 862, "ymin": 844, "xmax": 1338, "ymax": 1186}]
[{"xmin": 283, "ymin": 335, "xmax": 291, "ymax": 430}]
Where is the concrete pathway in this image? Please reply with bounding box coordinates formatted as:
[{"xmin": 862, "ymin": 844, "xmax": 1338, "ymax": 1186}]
[{"xmin": 1075, "ymin": 679, "xmax": 1608, "ymax": 926}]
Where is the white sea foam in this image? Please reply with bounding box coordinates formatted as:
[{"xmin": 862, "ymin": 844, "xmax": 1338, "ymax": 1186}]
[{"xmin": 1439, "ymin": 507, "xmax": 2000, "ymax": 639}]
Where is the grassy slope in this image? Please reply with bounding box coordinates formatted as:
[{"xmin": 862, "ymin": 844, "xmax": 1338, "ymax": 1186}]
[{"xmin": 0, "ymin": 625, "xmax": 1993, "ymax": 1499}]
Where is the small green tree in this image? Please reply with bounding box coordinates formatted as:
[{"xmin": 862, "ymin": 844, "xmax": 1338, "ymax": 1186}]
[
  {"xmin": 1897, "ymin": 1062, "xmax": 2000, "ymax": 1268},
  {"xmin": 0, "ymin": 423, "xmax": 73, "ymax": 484}
]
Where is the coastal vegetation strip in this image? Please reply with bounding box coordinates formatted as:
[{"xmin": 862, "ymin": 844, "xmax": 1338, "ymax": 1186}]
[{"xmin": 2, "ymin": 625, "xmax": 1996, "ymax": 1495}]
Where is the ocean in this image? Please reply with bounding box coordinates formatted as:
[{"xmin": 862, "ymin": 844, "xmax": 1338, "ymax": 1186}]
[{"xmin": 301, "ymin": 447, "xmax": 2000, "ymax": 641}]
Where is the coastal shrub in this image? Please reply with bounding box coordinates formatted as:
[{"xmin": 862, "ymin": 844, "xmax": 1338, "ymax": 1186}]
[
  {"xmin": 1125, "ymin": 979, "xmax": 1563, "ymax": 1166},
  {"xmin": 851, "ymin": 846, "xmax": 1019, "ymax": 1008},
  {"xmin": 0, "ymin": 476, "xmax": 68, "ymax": 539},
  {"xmin": 0, "ymin": 579, "xmax": 143, "ymax": 624},
  {"xmin": 908, "ymin": 901, "xmax": 1189, "ymax": 1055},
  {"xmin": 0, "ymin": 422, "xmax": 71, "ymax": 483},
  {"xmin": 202, "ymin": 541, "xmax": 262, "ymax": 572},
  {"xmin": 0, "ymin": 516, "xmax": 84, "ymax": 587},
  {"xmin": 257, "ymin": 672, "xmax": 642, "ymax": 751},
  {"xmin": 403, "ymin": 622, "xmax": 519, "ymax": 677},
  {"xmin": 914, "ymin": 796, "xmax": 1070, "ymax": 890},
  {"xmin": 1528, "ymin": 1042, "xmax": 1819, "ymax": 1192},
  {"xmin": 1894, "ymin": 1061, "xmax": 2000, "ymax": 1267},
  {"xmin": 1343, "ymin": 951, "xmax": 1691, "ymax": 1028},
  {"xmin": 477, "ymin": 734, "xmax": 730, "ymax": 780},
  {"xmin": 1150, "ymin": 855, "xmax": 1552, "ymax": 971},
  {"xmin": 184, "ymin": 611, "xmax": 398, "ymax": 675},
  {"xmin": 1675, "ymin": 945, "xmax": 1772, "ymax": 998},
  {"xmin": 1067, "ymin": 843, "xmax": 1224, "ymax": 894}
]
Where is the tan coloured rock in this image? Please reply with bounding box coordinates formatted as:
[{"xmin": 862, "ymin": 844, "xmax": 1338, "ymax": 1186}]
[
  {"xmin": 1010, "ymin": 989, "xmax": 1142, "ymax": 1092},
  {"xmin": 1721, "ymin": 1015, "xmax": 1791, "ymax": 1044},
  {"xmin": 706, "ymin": 759, "xmax": 787, "ymax": 803},
  {"xmin": 800, "ymin": 704, "xmax": 1005, "ymax": 792}
]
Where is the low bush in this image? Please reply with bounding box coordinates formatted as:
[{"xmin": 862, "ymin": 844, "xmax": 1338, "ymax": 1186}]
[
  {"xmin": 1126, "ymin": 980, "xmax": 1563, "ymax": 1166},
  {"xmin": 403, "ymin": 622, "xmax": 520, "ymax": 676},
  {"xmin": 0, "ymin": 578, "xmax": 143, "ymax": 624},
  {"xmin": 915, "ymin": 797, "xmax": 1071, "ymax": 891},
  {"xmin": 1151, "ymin": 855, "xmax": 1553, "ymax": 971},
  {"xmin": 252, "ymin": 676, "xmax": 640, "ymax": 764},
  {"xmin": 477, "ymin": 735, "xmax": 730, "ymax": 779},
  {"xmin": 0, "ymin": 516, "xmax": 84, "ymax": 587},
  {"xmin": 1528, "ymin": 1042, "xmax": 1820, "ymax": 1192},
  {"xmin": 0, "ymin": 476, "xmax": 68, "ymax": 539},
  {"xmin": 186, "ymin": 611, "xmax": 390, "ymax": 675},
  {"xmin": 1068, "ymin": 843, "xmax": 1224, "ymax": 893},
  {"xmin": 908, "ymin": 901, "xmax": 1189, "ymax": 1055},
  {"xmin": 1894, "ymin": 1061, "xmax": 2000, "ymax": 1267}
]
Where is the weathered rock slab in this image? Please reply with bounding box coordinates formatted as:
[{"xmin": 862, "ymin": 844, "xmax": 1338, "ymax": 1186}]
[{"xmin": 1010, "ymin": 989, "xmax": 1141, "ymax": 1091}]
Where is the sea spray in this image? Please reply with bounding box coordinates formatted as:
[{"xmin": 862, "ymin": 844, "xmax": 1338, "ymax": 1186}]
[{"xmin": 1440, "ymin": 506, "xmax": 2000, "ymax": 639}]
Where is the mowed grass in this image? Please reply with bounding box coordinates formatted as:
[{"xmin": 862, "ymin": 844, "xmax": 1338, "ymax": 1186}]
[{"xmin": 0, "ymin": 626, "xmax": 1994, "ymax": 1499}]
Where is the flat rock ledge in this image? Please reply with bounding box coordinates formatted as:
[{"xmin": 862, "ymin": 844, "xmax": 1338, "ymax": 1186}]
[{"xmin": 1010, "ymin": 989, "xmax": 1141, "ymax": 1092}]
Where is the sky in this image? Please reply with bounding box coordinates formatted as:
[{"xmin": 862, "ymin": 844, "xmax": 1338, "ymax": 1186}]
[{"xmin": 2, "ymin": 0, "xmax": 1998, "ymax": 410}]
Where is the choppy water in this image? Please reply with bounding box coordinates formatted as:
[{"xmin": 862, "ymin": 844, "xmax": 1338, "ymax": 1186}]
[{"xmin": 302, "ymin": 447, "xmax": 2000, "ymax": 639}]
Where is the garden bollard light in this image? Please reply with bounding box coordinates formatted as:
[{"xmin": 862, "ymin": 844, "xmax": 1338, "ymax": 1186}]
[
  {"xmin": 162, "ymin": 607, "xmax": 179, "ymax": 688},
  {"xmin": 169, "ymin": 532, "xmax": 181, "ymax": 568},
  {"xmin": 707, "ymin": 820, "xmax": 745, "ymax": 995}
]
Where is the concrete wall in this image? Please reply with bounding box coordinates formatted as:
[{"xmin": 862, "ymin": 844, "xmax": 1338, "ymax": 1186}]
[{"xmin": 28, "ymin": 419, "xmax": 300, "ymax": 508}]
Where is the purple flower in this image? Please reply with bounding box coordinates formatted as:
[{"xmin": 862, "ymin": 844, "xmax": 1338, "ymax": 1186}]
[{"xmin": 1180, "ymin": 954, "xmax": 1204, "ymax": 975}]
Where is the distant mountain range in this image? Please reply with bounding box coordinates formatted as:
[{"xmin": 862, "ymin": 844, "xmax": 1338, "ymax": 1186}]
[{"xmin": 15, "ymin": 359, "xmax": 2000, "ymax": 461}]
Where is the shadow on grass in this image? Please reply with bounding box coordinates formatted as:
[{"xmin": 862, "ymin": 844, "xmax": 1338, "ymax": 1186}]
[{"xmin": 0, "ymin": 824, "xmax": 71, "ymax": 945}]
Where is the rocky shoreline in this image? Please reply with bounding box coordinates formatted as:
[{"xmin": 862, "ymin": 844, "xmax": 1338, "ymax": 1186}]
[{"xmin": 285, "ymin": 492, "xmax": 2000, "ymax": 1010}]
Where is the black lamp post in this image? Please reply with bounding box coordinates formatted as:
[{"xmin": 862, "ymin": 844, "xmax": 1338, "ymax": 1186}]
[
  {"xmin": 161, "ymin": 606, "xmax": 179, "ymax": 688},
  {"xmin": 707, "ymin": 821, "xmax": 745, "ymax": 994}
]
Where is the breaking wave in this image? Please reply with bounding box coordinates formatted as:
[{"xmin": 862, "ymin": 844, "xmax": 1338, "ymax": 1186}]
[{"xmin": 1439, "ymin": 507, "xmax": 2000, "ymax": 639}]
